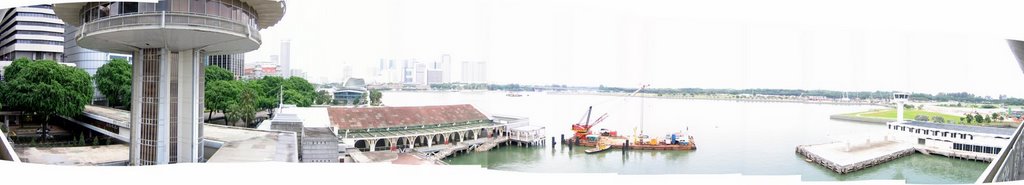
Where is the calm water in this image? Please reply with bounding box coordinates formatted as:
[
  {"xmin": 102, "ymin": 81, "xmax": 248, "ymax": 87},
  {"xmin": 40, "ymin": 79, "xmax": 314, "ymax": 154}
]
[{"xmin": 384, "ymin": 91, "xmax": 989, "ymax": 184}]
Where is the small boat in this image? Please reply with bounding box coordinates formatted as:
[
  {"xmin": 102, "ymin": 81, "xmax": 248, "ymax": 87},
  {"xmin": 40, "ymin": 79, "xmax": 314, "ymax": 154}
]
[
  {"xmin": 585, "ymin": 143, "xmax": 611, "ymax": 154},
  {"xmin": 506, "ymin": 92, "xmax": 523, "ymax": 97}
]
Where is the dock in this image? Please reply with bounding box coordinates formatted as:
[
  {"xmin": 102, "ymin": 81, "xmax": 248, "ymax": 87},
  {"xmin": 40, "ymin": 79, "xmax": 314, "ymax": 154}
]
[{"xmin": 796, "ymin": 140, "xmax": 915, "ymax": 174}]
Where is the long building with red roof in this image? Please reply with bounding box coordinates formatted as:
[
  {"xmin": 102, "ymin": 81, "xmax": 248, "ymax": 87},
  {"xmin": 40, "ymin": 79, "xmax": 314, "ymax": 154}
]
[{"xmin": 327, "ymin": 104, "xmax": 523, "ymax": 152}]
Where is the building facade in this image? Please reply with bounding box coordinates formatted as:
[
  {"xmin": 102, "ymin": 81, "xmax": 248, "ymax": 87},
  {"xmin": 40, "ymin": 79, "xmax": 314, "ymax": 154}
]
[
  {"xmin": 54, "ymin": 0, "xmax": 285, "ymax": 165},
  {"xmin": 280, "ymin": 40, "xmax": 290, "ymax": 77},
  {"xmin": 206, "ymin": 53, "xmax": 244, "ymax": 79},
  {"xmin": 64, "ymin": 25, "xmax": 132, "ymax": 103},
  {"xmin": 0, "ymin": 5, "xmax": 64, "ymax": 62}
]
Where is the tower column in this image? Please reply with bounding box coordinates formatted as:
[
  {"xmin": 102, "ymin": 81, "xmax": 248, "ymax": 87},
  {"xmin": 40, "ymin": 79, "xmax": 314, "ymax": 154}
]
[{"xmin": 130, "ymin": 48, "xmax": 206, "ymax": 165}]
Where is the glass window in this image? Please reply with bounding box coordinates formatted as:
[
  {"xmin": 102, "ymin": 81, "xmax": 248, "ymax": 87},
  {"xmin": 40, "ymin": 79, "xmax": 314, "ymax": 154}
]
[
  {"xmin": 207, "ymin": 0, "xmax": 219, "ymax": 16},
  {"xmin": 172, "ymin": 0, "xmax": 188, "ymax": 12},
  {"xmin": 190, "ymin": 0, "xmax": 205, "ymax": 14},
  {"xmin": 220, "ymin": 1, "xmax": 231, "ymax": 18},
  {"xmin": 156, "ymin": 0, "xmax": 167, "ymax": 11},
  {"xmin": 141, "ymin": 3, "xmax": 156, "ymax": 12},
  {"xmin": 123, "ymin": 2, "xmax": 139, "ymax": 14}
]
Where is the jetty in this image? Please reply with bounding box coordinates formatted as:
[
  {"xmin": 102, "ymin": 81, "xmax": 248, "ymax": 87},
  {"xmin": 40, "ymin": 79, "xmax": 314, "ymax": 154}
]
[{"xmin": 796, "ymin": 140, "xmax": 915, "ymax": 174}]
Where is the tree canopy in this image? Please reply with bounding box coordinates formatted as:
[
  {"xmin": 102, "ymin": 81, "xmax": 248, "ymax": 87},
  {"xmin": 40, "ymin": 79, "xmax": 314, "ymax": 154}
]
[
  {"xmin": 95, "ymin": 58, "xmax": 132, "ymax": 108},
  {"xmin": 205, "ymin": 66, "xmax": 234, "ymax": 83},
  {"xmin": 205, "ymin": 80, "xmax": 241, "ymax": 121},
  {"xmin": 0, "ymin": 58, "xmax": 93, "ymax": 118}
]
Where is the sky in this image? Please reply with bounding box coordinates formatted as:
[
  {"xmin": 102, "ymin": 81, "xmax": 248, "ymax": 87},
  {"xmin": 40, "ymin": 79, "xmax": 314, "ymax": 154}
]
[{"xmin": 237, "ymin": 0, "xmax": 1024, "ymax": 97}]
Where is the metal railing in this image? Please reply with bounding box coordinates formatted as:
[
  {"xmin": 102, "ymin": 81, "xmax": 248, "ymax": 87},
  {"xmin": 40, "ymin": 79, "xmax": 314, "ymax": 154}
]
[
  {"xmin": 978, "ymin": 120, "xmax": 1024, "ymax": 183},
  {"xmin": 78, "ymin": 11, "xmax": 260, "ymax": 43}
]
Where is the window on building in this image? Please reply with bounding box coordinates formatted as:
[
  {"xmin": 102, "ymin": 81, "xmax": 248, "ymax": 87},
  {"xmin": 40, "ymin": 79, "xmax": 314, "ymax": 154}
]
[{"xmin": 122, "ymin": 2, "xmax": 139, "ymax": 14}]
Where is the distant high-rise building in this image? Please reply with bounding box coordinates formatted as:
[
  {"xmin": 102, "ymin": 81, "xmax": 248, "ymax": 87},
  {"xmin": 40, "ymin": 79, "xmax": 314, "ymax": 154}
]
[
  {"xmin": 426, "ymin": 69, "xmax": 443, "ymax": 84},
  {"xmin": 342, "ymin": 64, "xmax": 353, "ymax": 82},
  {"xmin": 1, "ymin": 5, "xmax": 65, "ymax": 62},
  {"xmin": 280, "ymin": 40, "xmax": 291, "ymax": 77},
  {"xmin": 64, "ymin": 25, "xmax": 132, "ymax": 103},
  {"xmin": 440, "ymin": 54, "xmax": 452, "ymax": 83},
  {"xmin": 291, "ymin": 69, "xmax": 306, "ymax": 79},
  {"xmin": 461, "ymin": 61, "xmax": 487, "ymax": 83},
  {"xmin": 414, "ymin": 62, "xmax": 427, "ymax": 85},
  {"xmin": 206, "ymin": 53, "xmax": 245, "ymax": 79}
]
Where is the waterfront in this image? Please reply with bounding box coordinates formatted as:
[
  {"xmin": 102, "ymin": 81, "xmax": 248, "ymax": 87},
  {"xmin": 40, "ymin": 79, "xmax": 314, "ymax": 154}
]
[{"xmin": 384, "ymin": 91, "xmax": 989, "ymax": 184}]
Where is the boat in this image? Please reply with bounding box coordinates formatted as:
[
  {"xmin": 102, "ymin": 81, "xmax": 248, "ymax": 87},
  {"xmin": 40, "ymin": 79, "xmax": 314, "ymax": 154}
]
[
  {"xmin": 585, "ymin": 143, "xmax": 611, "ymax": 154},
  {"xmin": 506, "ymin": 92, "xmax": 523, "ymax": 97}
]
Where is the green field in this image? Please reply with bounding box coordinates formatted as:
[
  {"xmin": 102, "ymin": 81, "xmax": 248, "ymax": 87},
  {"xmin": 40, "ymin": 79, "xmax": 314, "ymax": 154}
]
[{"xmin": 845, "ymin": 109, "xmax": 962, "ymax": 123}]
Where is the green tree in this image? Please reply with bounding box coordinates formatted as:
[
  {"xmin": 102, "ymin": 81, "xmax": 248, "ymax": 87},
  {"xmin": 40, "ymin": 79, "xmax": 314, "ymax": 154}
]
[
  {"xmin": 228, "ymin": 81, "xmax": 259, "ymax": 126},
  {"xmin": 282, "ymin": 77, "xmax": 315, "ymax": 107},
  {"xmin": 205, "ymin": 66, "xmax": 234, "ymax": 83},
  {"xmin": 95, "ymin": 58, "xmax": 132, "ymax": 108},
  {"xmin": 205, "ymin": 80, "xmax": 241, "ymax": 122},
  {"xmin": 369, "ymin": 90, "xmax": 383, "ymax": 106},
  {"xmin": 314, "ymin": 90, "xmax": 332, "ymax": 105},
  {"xmin": 0, "ymin": 58, "xmax": 93, "ymax": 135},
  {"xmin": 974, "ymin": 113, "xmax": 984, "ymax": 124},
  {"xmin": 965, "ymin": 114, "xmax": 973, "ymax": 123},
  {"xmin": 255, "ymin": 76, "xmax": 284, "ymax": 115}
]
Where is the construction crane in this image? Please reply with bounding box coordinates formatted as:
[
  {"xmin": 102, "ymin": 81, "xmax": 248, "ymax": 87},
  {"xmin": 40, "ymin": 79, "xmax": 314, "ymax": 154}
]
[{"xmin": 570, "ymin": 84, "xmax": 650, "ymax": 139}]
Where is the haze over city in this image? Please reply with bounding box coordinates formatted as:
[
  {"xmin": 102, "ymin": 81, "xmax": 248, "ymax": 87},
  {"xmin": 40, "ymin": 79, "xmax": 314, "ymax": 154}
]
[{"xmin": 239, "ymin": 0, "xmax": 1024, "ymax": 98}]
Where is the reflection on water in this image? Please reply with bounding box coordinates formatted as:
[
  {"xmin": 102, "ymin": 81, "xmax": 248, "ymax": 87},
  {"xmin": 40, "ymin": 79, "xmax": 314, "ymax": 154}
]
[{"xmin": 387, "ymin": 92, "xmax": 988, "ymax": 184}]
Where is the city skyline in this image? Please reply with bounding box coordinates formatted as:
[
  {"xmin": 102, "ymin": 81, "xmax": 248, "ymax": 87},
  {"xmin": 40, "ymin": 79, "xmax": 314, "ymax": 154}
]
[{"xmin": 243, "ymin": 0, "xmax": 1024, "ymax": 98}]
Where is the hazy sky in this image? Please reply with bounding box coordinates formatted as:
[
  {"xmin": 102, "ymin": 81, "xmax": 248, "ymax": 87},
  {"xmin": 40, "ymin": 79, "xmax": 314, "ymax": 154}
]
[{"xmin": 25, "ymin": 0, "xmax": 1024, "ymax": 97}]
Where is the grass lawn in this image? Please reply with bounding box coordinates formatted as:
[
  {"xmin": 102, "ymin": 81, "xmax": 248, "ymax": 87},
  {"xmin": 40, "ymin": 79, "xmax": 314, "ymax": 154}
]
[
  {"xmin": 843, "ymin": 109, "xmax": 1019, "ymax": 127},
  {"xmin": 845, "ymin": 109, "xmax": 962, "ymax": 123}
]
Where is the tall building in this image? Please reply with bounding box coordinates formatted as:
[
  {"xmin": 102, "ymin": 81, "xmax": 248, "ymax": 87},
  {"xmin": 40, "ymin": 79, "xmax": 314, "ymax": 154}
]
[
  {"xmin": 64, "ymin": 25, "xmax": 132, "ymax": 103},
  {"xmin": 414, "ymin": 62, "xmax": 426, "ymax": 85},
  {"xmin": 461, "ymin": 61, "xmax": 487, "ymax": 83},
  {"xmin": 206, "ymin": 53, "xmax": 245, "ymax": 79},
  {"xmin": 280, "ymin": 40, "xmax": 290, "ymax": 77},
  {"xmin": 54, "ymin": 0, "xmax": 285, "ymax": 165},
  {"xmin": 440, "ymin": 54, "xmax": 452, "ymax": 83},
  {"xmin": 0, "ymin": 5, "xmax": 64, "ymax": 62}
]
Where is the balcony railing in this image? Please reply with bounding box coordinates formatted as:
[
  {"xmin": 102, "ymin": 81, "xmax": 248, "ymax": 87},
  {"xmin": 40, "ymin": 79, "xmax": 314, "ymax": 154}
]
[{"xmin": 78, "ymin": 11, "xmax": 260, "ymax": 44}]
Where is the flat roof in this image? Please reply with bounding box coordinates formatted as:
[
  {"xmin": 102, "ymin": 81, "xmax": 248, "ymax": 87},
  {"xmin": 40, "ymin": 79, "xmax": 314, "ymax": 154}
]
[
  {"xmin": 14, "ymin": 144, "xmax": 129, "ymax": 165},
  {"xmin": 278, "ymin": 106, "xmax": 330, "ymax": 127},
  {"xmin": 903, "ymin": 121, "xmax": 1016, "ymax": 136},
  {"xmin": 203, "ymin": 124, "xmax": 298, "ymax": 163},
  {"xmin": 82, "ymin": 105, "xmax": 130, "ymax": 128},
  {"xmin": 302, "ymin": 127, "xmax": 336, "ymax": 138}
]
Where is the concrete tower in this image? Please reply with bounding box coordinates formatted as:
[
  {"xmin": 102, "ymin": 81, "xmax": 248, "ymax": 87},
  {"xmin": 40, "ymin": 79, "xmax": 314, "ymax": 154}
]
[
  {"xmin": 54, "ymin": 0, "xmax": 285, "ymax": 165},
  {"xmin": 893, "ymin": 92, "xmax": 909, "ymax": 123}
]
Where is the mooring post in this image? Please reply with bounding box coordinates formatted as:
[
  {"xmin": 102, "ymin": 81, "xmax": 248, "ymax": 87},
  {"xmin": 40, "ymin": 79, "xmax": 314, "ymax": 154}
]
[
  {"xmin": 551, "ymin": 137, "xmax": 556, "ymax": 146},
  {"xmin": 560, "ymin": 134, "xmax": 565, "ymax": 144},
  {"xmin": 624, "ymin": 140, "xmax": 629, "ymax": 154}
]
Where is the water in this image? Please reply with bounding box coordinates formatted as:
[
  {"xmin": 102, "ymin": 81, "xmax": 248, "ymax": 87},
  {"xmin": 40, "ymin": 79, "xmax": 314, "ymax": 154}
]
[{"xmin": 383, "ymin": 91, "xmax": 989, "ymax": 184}]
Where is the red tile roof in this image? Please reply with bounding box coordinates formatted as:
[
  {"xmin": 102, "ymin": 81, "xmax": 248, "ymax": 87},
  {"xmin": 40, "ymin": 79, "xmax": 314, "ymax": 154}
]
[{"xmin": 328, "ymin": 104, "xmax": 488, "ymax": 129}]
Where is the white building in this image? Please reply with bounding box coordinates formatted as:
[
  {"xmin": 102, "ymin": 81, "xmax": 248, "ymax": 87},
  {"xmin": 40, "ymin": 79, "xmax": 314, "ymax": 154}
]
[
  {"xmin": 461, "ymin": 61, "xmax": 487, "ymax": 83},
  {"xmin": 55, "ymin": 0, "xmax": 285, "ymax": 165},
  {"xmin": 1, "ymin": 5, "xmax": 64, "ymax": 62},
  {"xmin": 280, "ymin": 39, "xmax": 291, "ymax": 77},
  {"xmin": 441, "ymin": 54, "xmax": 452, "ymax": 83},
  {"xmin": 885, "ymin": 93, "xmax": 1013, "ymax": 161}
]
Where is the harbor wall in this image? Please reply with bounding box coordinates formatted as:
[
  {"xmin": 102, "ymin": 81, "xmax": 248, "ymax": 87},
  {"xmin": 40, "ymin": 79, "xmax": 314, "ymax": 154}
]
[{"xmin": 828, "ymin": 114, "xmax": 892, "ymax": 124}]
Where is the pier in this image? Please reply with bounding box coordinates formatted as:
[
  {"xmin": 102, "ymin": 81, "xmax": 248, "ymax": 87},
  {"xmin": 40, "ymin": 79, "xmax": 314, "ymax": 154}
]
[{"xmin": 796, "ymin": 140, "xmax": 915, "ymax": 174}]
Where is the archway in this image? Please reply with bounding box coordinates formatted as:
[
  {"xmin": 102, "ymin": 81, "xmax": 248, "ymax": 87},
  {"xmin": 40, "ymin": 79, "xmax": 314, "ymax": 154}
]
[
  {"xmin": 451, "ymin": 132, "xmax": 462, "ymax": 144},
  {"xmin": 396, "ymin": 137, "xmax": 409, "ymax": 150},
  {"xmin": 415, "ymin": 135, "xmax": 428, "ymax": 147},
  {"xmin": 373, "ymin": 139, "xmax": 387, "ymax": 151},
  {"xmin": 354, "ymin": 140, "xmax": 368, "ymax": 151}
]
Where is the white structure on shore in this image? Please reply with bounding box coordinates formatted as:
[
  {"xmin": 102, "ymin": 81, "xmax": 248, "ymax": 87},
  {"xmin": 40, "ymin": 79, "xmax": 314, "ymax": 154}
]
[{"xmin": 886, "ymin": 93, "xmax": 1014, "ymax": 161}]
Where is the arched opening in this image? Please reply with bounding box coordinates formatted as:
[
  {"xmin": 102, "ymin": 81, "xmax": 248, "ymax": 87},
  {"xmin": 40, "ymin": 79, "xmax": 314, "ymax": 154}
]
[
  {"xmin": 373, "ymin": 139, "xmax": 387, "ymax": 151},
  {"xmin": 451, "ymin": 132, "xmax": 462, "ymax": 144},
  {"xmin": 433, "ymin": 134, "xmax": 444, "ymax": 145},
  {"xmin": 415, "ymin": 135, "xmax": 428, "ymax": 147},
  {"xmin": 397, "ymin": 137, "xmax": 409, "ymax": 149},
  {"xmin": 354, "ymin": 140, "xmax": 368, "ymax": 151}
]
